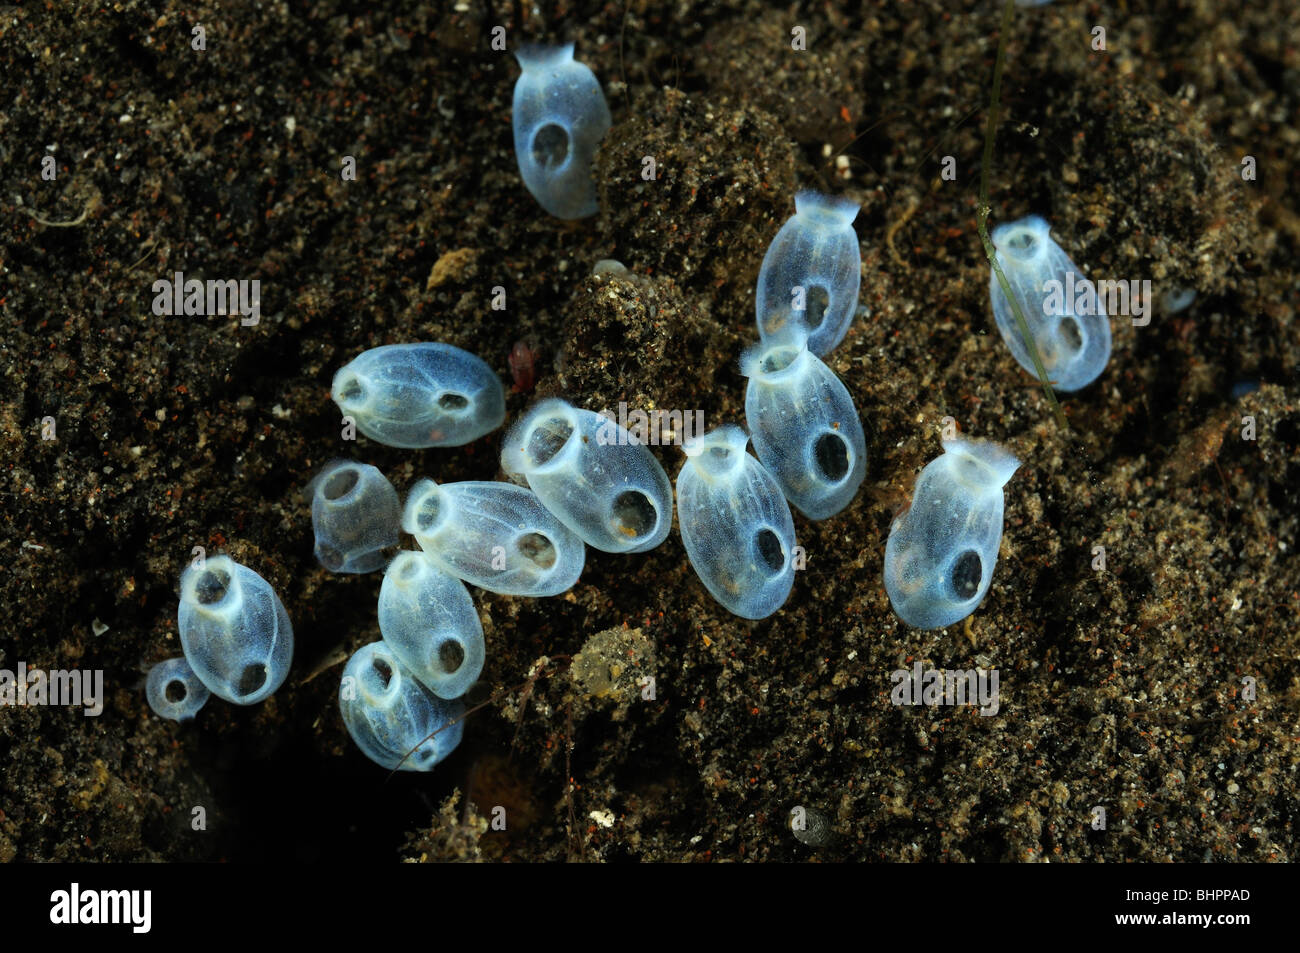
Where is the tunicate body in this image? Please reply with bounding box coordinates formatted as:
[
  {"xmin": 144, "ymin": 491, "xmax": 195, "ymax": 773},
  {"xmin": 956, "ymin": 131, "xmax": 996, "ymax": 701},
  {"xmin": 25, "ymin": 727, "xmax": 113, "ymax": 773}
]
[
  {"xmin": 339, "ymin": 641, "xmax": 465, "ymax": 771},
  {"xmin": 1161, "ymin": 285, "xmax": 1197, "ymax": 315},
  {"xmin": 675, "ymin": 425, "xmax": 797, "ymax": 620},
  {"xmin": 884, "ymin": 437, "xmax": 1019, "ymax": 630},
  {"xmin": 790, "ymin": 806, "xmax": 832, "ymax": 849},
  {"xmin": 331, "ymin": 343, "xmax": 506, "ymax": 449},
  {"xmin": 512, "ymin": 43, "xmax": 611, "ymax": 219},
  {"xmin": 145, "ymin": 657, "xmax": 211, "ymax": 722},
  {"xmin": 403, "ymin": 479, "xmax": 585, "ymax": 597},
  {"xmin": 742, "ymin": 329, "xmax": 866, "ymax": 520},
  {"xmin": 501, "ymin": 398, "xmax": 672, "ymax": 554},
  {"xmin": 377, "ymin": 551, "xmax": 485, "ymax": 700},
  {"xmin": 178, "ymin": 555, "xmax": 294, "ymax": 705},
  {"xmin": 308, "ymin": 460, "xmax": 400, "ymax": 573},
  {"xmin": 755, "ymin": 191, "xmax": 862, "ymax": 356},
  {"xmin": 989, "ymin": 215, "xmax": 1111, "ymax": 392}
]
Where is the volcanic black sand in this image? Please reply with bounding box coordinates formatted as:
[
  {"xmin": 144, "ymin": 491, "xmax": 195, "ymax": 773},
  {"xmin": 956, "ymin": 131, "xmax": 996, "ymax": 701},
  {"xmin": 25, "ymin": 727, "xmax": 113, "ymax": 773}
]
[{"xmin": 1, "ymin": 0, "xmax": 1296, "ymax": 862}]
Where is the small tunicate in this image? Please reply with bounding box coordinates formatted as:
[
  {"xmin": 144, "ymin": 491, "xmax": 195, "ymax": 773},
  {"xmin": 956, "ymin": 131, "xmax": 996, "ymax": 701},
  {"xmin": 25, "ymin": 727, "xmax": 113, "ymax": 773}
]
[
  {"xmin": 512, "ymin": 43, "xmax": 612, "ymax": 219},
  {"xmin": 1161, "ymin": 285, "xmax": 1197, "ymax": 315},
  {"xmin": 377, "ymin": 551, "xmax": 485, "ymax": 700},
  {"xmin": 403, "ymin": 478, "xmax": 585, "ymax": 597},
  {"xmin": 339, "ymin": 641, "xmax": 465, "ymax": 772},
  {"xmin": 308, "ymin": 460, "xmax": 400, "ymax": 573},
  {"xmin": 501, "ymin": 398, "xmax": 673, "ymax": 554},
  {"xmin": 790, "ymin": 805, "xmax": 832, "ymax": 849},
  {"xmin": 178, "ymin": 555, "xmax": 294, "ymax": 705},
  {"xmin": 989, "ymin": 215, "xmax": 1111, "ymax": 392},
  {"xmin": 755, "ymin": 191, "xmax": 862, "ymax": 356},
  {"xmin": 676, "ymin": 425, "xmax": 797, "ymax": 620},
  {"xmin": 331, "ymin": 342, "xmax": 506, "ymax": 449},
  {"xmin": 145, "ymin": 657, "xmax": 211, "ymax": 722},
  {"xmin": 741, "ymin": 328, "xmax": 867, "ymax": 520},
  {"xmin": 884, "ymin": 438, "xmax": 1020, "ymax": 630}
]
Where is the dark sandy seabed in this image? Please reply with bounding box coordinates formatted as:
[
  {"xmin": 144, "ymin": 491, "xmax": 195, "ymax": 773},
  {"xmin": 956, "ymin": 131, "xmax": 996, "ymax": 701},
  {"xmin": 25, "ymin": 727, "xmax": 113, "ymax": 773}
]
[{"xmin": 0, "ymin": 0, "xmax": 1296, "ymax": 863}]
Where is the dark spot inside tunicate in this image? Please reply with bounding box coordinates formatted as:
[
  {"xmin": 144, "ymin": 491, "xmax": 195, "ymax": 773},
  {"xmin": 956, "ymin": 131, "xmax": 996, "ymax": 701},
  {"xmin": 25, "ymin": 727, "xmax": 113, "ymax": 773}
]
[
  {"xmin": 761, "ymin": 348, "xmax": 797, "ymax": 373},
  {"xmin": 1007, "ymin": 230, "xmax": 1037, "ymax": 257},
  {"xmin": 338, "ymin": 376, "xmax": 364, "ymax": 402},
  {"xmin": 532, "ymin": 123, "xmax": 570, "ymax": 169},
  {"xmin": 165, "ymin": 680, "xmax": 186, "ymax": 703},
  {"xmin": 517, "ymin": 532, "xmax": 557, "ymax": 569},
  {"xmin": 814, "ymin": 432, "xmax": 849, "ymax": 481},
  {"xmin": 756, "ymin": 529, "xmax": 785, "ymax": 574},
  {"xmin": 237, "ymin": 663, "xmax": 267, "ymax": 697},
  {"xmin": 415, "ymin": 496, "xmax": 440, "ymax": 532},
  {"xmin": 372, "ymin": 657, "xmax": 393, "ymax": 689},
  {"xmin": 958, "ymin": 457, "xmax": 985, "ymax": 484},
  {"xmin": 438, "ymin": 640, "xmax": 465, "ymax": 674},
  {"xmin": 526, "ymin": 417, "xmax": 573, "ymax": 466},
  {"xmin": 1059, "ymin": 317, "xmax": 1084, "ymax": 352},
  {"xmin": 611, "ymin": 491, "xmax": 656, "ymax": 540},
  {"xmin": 951, "ymin": 550, "xmax": 982, "ymax": 599},
  {"xmin": 195, "ymin": 567, "xmax": 231, "ymax": 605},
  {"xmin": 805, "ymin": 285, "xmax": 830, "ymax": 330},
  {"xmin": 438, "ymin": 392, "xmax": 469, "ymax": 411},
  {"xmin": 321, "ymin": 467, "xmax": 359, "ymax": 500}
]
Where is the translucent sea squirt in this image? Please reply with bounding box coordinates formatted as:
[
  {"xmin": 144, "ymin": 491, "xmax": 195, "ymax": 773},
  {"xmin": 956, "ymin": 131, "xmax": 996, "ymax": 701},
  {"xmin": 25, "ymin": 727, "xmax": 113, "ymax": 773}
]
[
  {"xmin": 512, "ymin": 43, "xmax": 612, "ymax": 219},
  {"xmin": 377, "ymin": 551, "xmax": 485, "ymax": 700},
  {"xmin": 331, "ymin": 343, "xmax": 506, "ymax": 449},
  {"xmin": 676, "ymin": 425, "xmax": 797, "ymax": 620},
  {"xmin": 501, "ymin": 398, "xmax": 672, "ymax": 554},
  {"xmin": 755, "ymin": 191, "xmax": 862, "ymax": 356},
  {"xmin": 742, "ymin": 328, "xmax": 867, "ymax": 520},
  {"xmin": 403, "ymin": 479, "xmax": 585, "ymax": 597},
  {"xmin": 339, "ymin": 641, "xmax": 465, "ymax": 771},
  {"xmin": 989, "ymin": 215, "xmax": 1111, "ymax": 392},
  {"xmin": 884, "ymin": 438, "xmax": 1019, "ymax": 629},
  {"xmin": 178, "ymin": 555, "xmax": 294, "ymax": 705}
]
